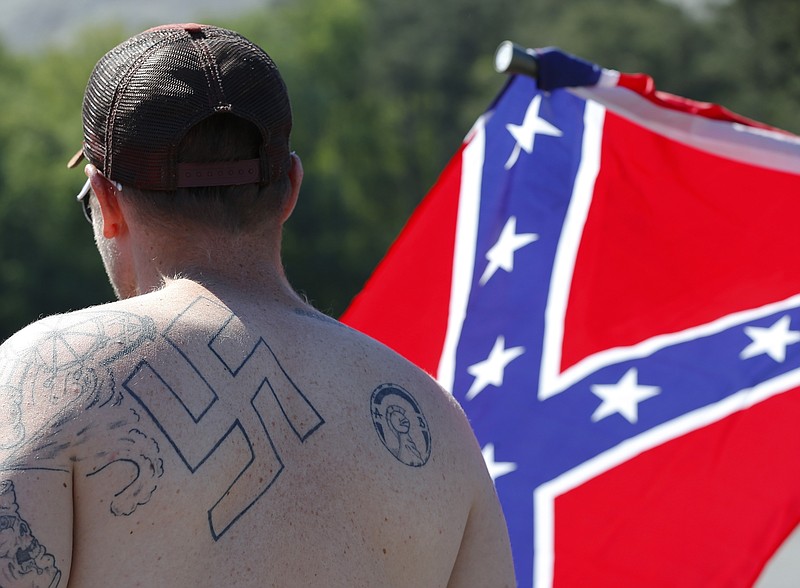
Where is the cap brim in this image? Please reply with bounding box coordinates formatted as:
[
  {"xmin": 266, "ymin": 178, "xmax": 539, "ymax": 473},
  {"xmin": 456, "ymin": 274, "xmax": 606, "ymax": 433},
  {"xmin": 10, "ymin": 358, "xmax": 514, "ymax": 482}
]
[{"xmin": 67, "ymin": 147, "xmax": 85, "ymax": 169}]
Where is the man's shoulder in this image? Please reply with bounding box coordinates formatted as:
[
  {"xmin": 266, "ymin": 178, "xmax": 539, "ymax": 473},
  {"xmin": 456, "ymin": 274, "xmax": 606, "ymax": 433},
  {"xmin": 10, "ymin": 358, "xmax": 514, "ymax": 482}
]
[
  {"xmin": 303, "ymin": 310, "xmax": 484, "ymax": 474},
  {"xmin": 2, "ymin": 301, "xmax": 154, "ymax": 340},
  {"xmin": 1, "ymin": 303, "xmax": 157, "ymax": 386},
  {"xmin": 0, "ymin": 303, "xmax": 157, "ymax": 436}
]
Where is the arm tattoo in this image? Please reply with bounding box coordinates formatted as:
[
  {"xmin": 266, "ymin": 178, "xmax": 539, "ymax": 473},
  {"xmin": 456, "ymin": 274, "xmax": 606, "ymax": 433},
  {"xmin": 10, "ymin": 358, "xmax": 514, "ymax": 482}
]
[
  {"xmin": 0, "ymin": 480, "xmax": 61, "ymax": 588},
  {"xmin": 370, "ymin": 384, "xmax": 431, "ymax": 467}
]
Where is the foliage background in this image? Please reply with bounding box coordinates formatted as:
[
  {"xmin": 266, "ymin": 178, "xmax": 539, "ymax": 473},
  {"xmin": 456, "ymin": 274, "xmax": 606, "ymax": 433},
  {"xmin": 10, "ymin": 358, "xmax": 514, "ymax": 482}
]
[{"xmin": 0, "ymin": 0, "xmax": 797, "ymax": 342}]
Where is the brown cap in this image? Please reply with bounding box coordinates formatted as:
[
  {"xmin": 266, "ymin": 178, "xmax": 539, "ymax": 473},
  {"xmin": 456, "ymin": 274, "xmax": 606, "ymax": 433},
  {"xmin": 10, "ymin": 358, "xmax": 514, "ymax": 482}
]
[{"xmin": 68, "ymin": 23, "xmax": 292, "ymax": 191}]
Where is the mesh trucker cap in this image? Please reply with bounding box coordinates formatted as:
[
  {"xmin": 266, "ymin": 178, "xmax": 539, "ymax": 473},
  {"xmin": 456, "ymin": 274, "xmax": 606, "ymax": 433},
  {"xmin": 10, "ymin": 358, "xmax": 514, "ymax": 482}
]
[{"xmin": 67, "ymin": 23, "xmax": 292, "ymax": 191}]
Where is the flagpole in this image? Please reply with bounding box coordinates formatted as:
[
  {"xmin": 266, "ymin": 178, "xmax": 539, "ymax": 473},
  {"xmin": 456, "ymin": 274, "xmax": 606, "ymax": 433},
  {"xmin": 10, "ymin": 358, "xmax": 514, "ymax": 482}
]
[{"xmin": 494, "ymin": 41, "xmax": 539, "ymax": 78}]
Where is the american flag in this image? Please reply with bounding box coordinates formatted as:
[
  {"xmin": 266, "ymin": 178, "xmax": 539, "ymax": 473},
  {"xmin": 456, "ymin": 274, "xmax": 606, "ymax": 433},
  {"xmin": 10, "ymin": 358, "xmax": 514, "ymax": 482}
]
[{"xmin": 342, "ymin": 47, "xmax": 800, "ymax": 586}]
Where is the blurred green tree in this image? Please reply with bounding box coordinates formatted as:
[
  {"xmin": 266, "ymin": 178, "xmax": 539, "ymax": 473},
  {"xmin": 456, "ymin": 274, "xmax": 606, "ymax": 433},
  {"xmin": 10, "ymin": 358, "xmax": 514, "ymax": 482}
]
[
  {"xmin": 0, "ymin": 37, "xmax": 117, "ymax": 339},
  {"xmin": 697, "ymin": 0, "xmax": 800, "ymax": 132},
  {"xmin": 0, "ymin": 0, "xmax": 795, "ymax": 342}
]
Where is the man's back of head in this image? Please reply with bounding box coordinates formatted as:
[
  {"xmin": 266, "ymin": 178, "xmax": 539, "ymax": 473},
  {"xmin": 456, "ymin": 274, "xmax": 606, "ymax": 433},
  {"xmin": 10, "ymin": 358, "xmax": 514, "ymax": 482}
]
[
  {"xmin": 70, "ymin": 24, "xmax": 294, "ymax": 236},
  {"xmin": 123, "ymin": 112, "xmax": 290, "ymax": 234}
]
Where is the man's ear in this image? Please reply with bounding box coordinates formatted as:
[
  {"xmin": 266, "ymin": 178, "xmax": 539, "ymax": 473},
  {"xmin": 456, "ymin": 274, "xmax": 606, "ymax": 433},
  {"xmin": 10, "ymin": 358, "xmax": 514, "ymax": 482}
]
[
  {"xmin": 280, "ymin": 152, "xmax": 303, "ymax": 223},
  {"xmin": 86, "ymin": 164, "xmax": 127, "ymax": 239}
]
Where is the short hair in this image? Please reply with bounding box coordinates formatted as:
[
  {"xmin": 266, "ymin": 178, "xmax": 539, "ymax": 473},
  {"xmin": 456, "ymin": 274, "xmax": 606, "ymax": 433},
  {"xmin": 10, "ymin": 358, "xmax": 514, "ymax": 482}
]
[{"xmin": 120, "ymin": 113, "xmax": 291, "ymax": 233}]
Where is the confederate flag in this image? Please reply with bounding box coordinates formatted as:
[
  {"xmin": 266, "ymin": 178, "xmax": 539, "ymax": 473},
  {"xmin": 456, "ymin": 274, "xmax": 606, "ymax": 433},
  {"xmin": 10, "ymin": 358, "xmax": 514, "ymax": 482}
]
[{"xmin": 342, "ymin": 46, "xmax": 800, "ymax": 587}]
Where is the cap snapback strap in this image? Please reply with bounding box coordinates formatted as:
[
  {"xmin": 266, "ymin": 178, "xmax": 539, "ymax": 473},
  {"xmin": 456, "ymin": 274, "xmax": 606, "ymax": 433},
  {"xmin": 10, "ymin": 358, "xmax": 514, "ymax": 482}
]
[{"xmin": 176, "ymin": 158, "xmax": 262, "ymax": 188}]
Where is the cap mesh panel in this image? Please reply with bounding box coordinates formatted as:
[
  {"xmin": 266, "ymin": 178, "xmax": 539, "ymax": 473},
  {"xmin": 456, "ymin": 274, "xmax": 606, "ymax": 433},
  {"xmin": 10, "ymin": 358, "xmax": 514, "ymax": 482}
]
[{"xmin": 81, "ymin": 25, "xmax": 292, "ymax": 191}]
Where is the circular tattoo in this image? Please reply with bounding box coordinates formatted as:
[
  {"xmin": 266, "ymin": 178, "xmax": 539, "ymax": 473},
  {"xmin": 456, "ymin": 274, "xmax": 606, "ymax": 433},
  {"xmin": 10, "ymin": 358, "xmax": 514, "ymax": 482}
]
[{"xmin": 370, "ymin": 383, "xmax": 431, "ymax": 467}]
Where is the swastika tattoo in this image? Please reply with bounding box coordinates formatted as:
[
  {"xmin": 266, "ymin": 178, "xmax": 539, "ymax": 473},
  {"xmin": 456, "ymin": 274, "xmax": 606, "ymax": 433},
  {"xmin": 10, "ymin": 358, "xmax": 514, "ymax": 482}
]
[{"xmin": 124, "ymin": 297, "xmax": 325, "ymax": 540}]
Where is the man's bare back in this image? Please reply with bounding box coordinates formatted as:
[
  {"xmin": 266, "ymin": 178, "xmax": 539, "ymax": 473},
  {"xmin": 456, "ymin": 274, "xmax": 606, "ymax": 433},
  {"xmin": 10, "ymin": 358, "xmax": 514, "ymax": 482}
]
[{"xmin": 0, "ymin": 279, "xmax": 514, "ymax": 586}]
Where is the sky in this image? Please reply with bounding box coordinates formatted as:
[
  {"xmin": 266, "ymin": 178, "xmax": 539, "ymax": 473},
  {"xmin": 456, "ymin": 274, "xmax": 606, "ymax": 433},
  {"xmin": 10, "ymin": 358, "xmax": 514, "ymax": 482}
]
[
  {"xmin": 0, "ymin": 0, "xmax": 733, "ymax": 53},
  {"xmin": 0, "ymin": 0, "xmax": 265, "ymax": 52}
]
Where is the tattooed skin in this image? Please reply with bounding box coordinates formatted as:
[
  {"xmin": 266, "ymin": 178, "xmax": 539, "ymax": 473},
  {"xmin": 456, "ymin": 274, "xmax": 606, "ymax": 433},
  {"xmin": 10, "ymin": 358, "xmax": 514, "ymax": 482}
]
[
  {"xmin": 0, "ymin": 480, "xmax": 61, "ymax": 588},
  {"xmin": 0, "ymin": 311, "xmax": 164, "ymax": 518},
  {"xmin": 370, "ymin": 384, "xmax": 431, "ymax": 467},
  {"xmin": 0, "ymin": 310, "xmax": 156, "ymax": 453},
  {"xmin": 124, "ymin": 297, "xmax": 324, "ymax": 539},
  {"xmin": 0, "ymin": 297, "xmax": 327, "ymax": 544}
]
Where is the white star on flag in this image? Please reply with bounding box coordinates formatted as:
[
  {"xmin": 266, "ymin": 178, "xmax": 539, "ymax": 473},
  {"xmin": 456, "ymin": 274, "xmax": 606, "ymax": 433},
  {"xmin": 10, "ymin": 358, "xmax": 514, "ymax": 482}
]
[
  {"xmin": 504, "ymin": 94, "xmax": 563, "ymax": 169},
  {"xmin": 466, "ymin": 335, "xmax": 525, "ymax": 400},
  {"xmin": 739, "ymin": 315, "xmax": 800, "ymax": 363},
  {"xmin": 479, "ymin": 216, "xmax": 539, "ymax": 285},
  {"xmin": 590, "ymin": 368, "xmax": 661, "ymax": 424},
  {"xmin": 482, "ymin": 443, "xmax": 518, "ymax": 482}
]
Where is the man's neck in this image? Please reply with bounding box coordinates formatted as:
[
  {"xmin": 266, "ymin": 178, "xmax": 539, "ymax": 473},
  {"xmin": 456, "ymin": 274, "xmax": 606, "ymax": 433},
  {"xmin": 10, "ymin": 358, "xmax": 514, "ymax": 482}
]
[{"xmin": 127, "ymin": 229, "xmax": 292, "ymax": 302}]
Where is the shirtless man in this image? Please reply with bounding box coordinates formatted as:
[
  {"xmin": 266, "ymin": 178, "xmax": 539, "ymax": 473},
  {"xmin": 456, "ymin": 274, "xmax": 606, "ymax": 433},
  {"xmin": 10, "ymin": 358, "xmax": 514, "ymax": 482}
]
[{"xmin": 0, "ymin": 24, "xmax": 515, "ymax": 586}]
